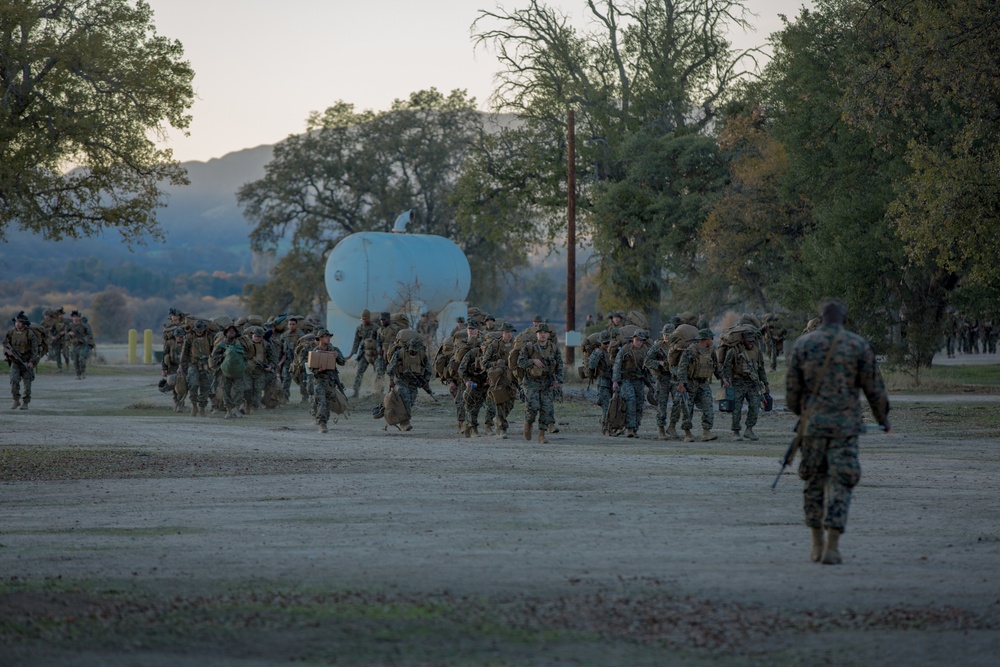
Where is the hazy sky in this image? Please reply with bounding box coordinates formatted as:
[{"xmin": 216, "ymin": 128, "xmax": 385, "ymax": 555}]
[{"xmin": 146, "ymin": 0, "xmax": 811, "ymax": 163}]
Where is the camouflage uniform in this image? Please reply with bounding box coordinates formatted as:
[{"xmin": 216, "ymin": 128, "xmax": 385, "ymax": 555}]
[
  {"xmin": 480, "ymin": 326, "xmax": 517, "ymax": 436},
  {"xmin": 5, "ymin": 315, "xmax": 39, "ymax": 409},
  {"xmin": 65, "ymin": 313, "xmax": 94, "ymax": 379},
  {"xmin": 209, "ymin": 332, "xmax": 249, "ymax": 419},
  {"xmin": 612, "ymin": 332, "xmax": 651, "ymax": 436},
  {"xmin": 309, "ymin": 336, "xmax": 346, "ymax": 431},
  {"xmin": 517, "ymin": 325, "xmax": 564, "ymax": 441},
  {"xmin": 387, "ymin": 340, "xmax": 432, "ymax": 430},
  {"xmin": 243, "ymin": 327, "xmax": 278, "ymax": 412},
  {"xmin": 721, "ymin": 336, "xmax": 769, "ymax": 437},
  {"xmin": 459, "ymin": 334, "xmax": 489, "ymax": 437},
  {"xmin": 786, "ymin": 321, "xmax": 890, "ymax": 535},
  {"xmin": 280, "ymin": 319, "xmax": 306, "ymax": 402},
  {"xmin": 161, "ymin": 328, "xmax": 188, "ymax": 412},
  {"xmin": 644, "ymin": 329, "xmax": 675, "ymax": 437},
  {"xmin": 348, "ymin": 311, "xmax": 378, "ymax": 397},
  {"xmin": 676, "ymin": 331, "xmax": 722, "ymax": 439},
  {"xmin": 588, "ymin": 333, "xmax": 614, "ymax": 434},
  {"xmin": 182, "ymin": 324, "xmax": 215, "ymax": 415}
]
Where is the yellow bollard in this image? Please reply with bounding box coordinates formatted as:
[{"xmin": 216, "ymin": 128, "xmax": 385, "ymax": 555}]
[
  {"xmin": 144, "ymin": 329, "xmax": 153, "ymax": 364},
  {"xmin": 128, "ymin": 329, "xmax": 137, "ymax": 364}
]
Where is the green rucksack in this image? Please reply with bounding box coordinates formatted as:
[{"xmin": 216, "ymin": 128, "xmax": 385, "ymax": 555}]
[{"xmin": 220, "ymin": 343, "xmax": 246, "ymax": 379}]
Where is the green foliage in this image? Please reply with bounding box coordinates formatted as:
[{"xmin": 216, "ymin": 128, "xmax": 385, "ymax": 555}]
[
  {"xmin": 237, "ymin": 88, "xmax": 519, "ymax": 308},
  {"xmin": 470, "ymin": 0, "xmax": 758, "ymax": 316},
  {"xmin": 0, "ymin": 0, "xmax": 194, "ymax": 243}
]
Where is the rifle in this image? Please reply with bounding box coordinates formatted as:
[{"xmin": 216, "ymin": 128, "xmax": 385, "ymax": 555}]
[
  {"xmin": 3, "ymin": 346, "xmax": 35, "ymax": 381},
  {"xmin": 772, "ymin": 421, "xmax": 802, "ymax": 491}
]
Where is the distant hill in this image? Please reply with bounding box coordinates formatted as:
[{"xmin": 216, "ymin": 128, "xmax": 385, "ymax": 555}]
[{"xmin": 0, "ymin": 144, "xmax": 275, "ymax": 278}]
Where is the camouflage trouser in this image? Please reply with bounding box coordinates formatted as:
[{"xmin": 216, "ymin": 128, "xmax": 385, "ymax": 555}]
[
  {"xmin": 489, "ymin": 398, "xmax": 515, "ymax": 432},
  {"xmin": 312, "ymin": 374, "xmax": 341, "ymax": 426},
  {"xmin": 798, "ymin": 435, "xmax": 861, "ymax": 532},
  {"xmin": 70, "ymin": 344, "xmax": 89, "ymax": 377},
  {"xmin": 9, "ymin": 365, "xmax": 33, "ymax": 403},
  {"xmin": 653, "ymin": 376, "xmax": 673, "ymax": 427},
  {"xmin": 281, "ymin": 365, "xmax": 304, "ymax": 401},
  {"xmin": 522, "ymin": 380, "xmax": 556, "ymax": 430},
  {"xmin": 220, "ymin": 375, "xmax": 244, "ymax": 410},
  {"xmin": 619, "ymin": 378, "xmax": 645, "ymax": 430},
  {"xmin": 453, "ymin": 382, "xmax": 467, "ymax": 424},
  {"xmin": 463, "ymin": 383, "xmax": 488, "ymax": 427},
  {"xmin": 244, "ymin": 371, "xmax": 267, "ymax": 409},
  {"xmin": 595, "ymin": 382, "xmax": 612, "ymax": 431},
  {"xmin": 353, "ymin": 355, "xmax": 373, "ymax": 393},
  {"xmin": 730, "ymin": 377, "xmax": 761, "ymax": 432},
  {"xmin": 49, "ymin": 340, "xmax": 66, "ymax": 369},
  {"xmin": 186, "ymin": 366, "xmax": 214, "ymax": 408},
  {"xmin": 680, "ymin": 382, "xmax": 714, "ymax": 431},
  {"xmin": 396, "ymin": 379, "xmax": 421, "ymax": 416},
  {"xmin": 484, "ymin": 397, "xmax": 497, "ymax": 428}
]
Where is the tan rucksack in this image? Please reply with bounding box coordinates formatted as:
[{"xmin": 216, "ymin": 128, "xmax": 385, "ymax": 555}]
[
  {"xmin": 607, "ymin": 392, "xmax": 627, "ymax": 431},
  {"xmin": 382, "ymin": 387, "xmax": 410, "ymax": 426},
  {"xmin": 486, "ymin": 365, "xmax": 516, "ymax": 404}
]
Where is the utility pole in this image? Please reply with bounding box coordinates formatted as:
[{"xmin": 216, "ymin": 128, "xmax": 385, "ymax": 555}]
[{"xmin": 566, "ymin": 109, "xmax": 576, "ymax": 366}]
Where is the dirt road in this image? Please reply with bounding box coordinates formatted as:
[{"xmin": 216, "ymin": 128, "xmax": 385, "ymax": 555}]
[{"xmin": 2, "ymin": 366, "xmax": 999, "ymax": 665}]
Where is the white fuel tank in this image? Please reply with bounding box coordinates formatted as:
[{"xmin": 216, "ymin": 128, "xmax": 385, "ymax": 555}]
[{"xmin": 324, "ymin": 232, "xmax": 471, "ymax": 316}]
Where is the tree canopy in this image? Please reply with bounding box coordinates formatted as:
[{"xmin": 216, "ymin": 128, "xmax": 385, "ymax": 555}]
[
  {"xmin": 470, "ymin": 0, "xmax": 758, "ymax": 319},
  {"xmin": 0, "ymin": 0, "xmax": 194, "ymax": 243}
]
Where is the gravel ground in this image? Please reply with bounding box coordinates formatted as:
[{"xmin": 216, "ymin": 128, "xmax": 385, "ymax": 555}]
[{"xmin": 1, "ymin": 364, "xmax": 999, "ymax": 665}]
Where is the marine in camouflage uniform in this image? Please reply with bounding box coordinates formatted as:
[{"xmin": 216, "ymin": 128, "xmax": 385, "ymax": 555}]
[
  {"xmin": 181, "ymin": 320, "xmax": 214, "ymax": 416},
  {"xmin": 45, "ymin": 307, "xmax": 70, "ymax": 371},
  {"xmin": 347, "ymin": 309, "xmax": 377, "ymax": 398},
  {"xmin": 372, "ymin": 312, "xmax": 393, "ymax": 392},
  {"xmin": 208, "ymin": 324, "xmax": 247, "ymax": 419},
  {"xmin": 279, "ymin": 316, "xmax": 306, "ymax": 402},
  {"xmin": 786, "ymin": 298, "xmax": 891, "ymax": 565},
  {"xmin": 480, "ymin": 322, "xmax": 517, "ymax": 437},
  {"xmin": 721, "ymin": 329, "xmax": 769, "ymax": 441},
  {"xmin": 588, "ymin": 330, "xmax": 614, "ymax": 435},
  {"xmin": 4, "ymin": 312, "xmax": 39, "ymax": 410},
  {"xmin": 517, "ymin": 323, "xmax": 564, "ymax": 443},
  {"xmin": 386, "ymin": 338, "xmax": 432, "ymax": 432},
  {"xmin": 242, "ymin": 326, "xmax": 278, "ymax": 413},
  {"xmin": 676, "ymin": 329, "xmax": 722, "ymax": 442},
  {"xmin": 612, "ymin": 329, "xmax": 651, "ymax": 438},
  {"xmin": 65, "ymin": 310, "xmax": 94, "ymax": 379},
  {"xmin": 644, "ymin": 324, "xmax": 676, "ymax": 440},
  {"xmin": 458, "ymin": 323, "xmax": 488, "ymax": 437},
  {"xmin": 161, "ymin": 327, "xmax": 188, "ymax": 412},
  {"xmin": 309, "ymin": 329, "xmax": 346, "ymax": 433}
]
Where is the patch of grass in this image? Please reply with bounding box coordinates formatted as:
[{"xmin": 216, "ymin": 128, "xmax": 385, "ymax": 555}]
[{"xmin": 882, "ymin": 364, "xmax": 1000, "ymax": 393}]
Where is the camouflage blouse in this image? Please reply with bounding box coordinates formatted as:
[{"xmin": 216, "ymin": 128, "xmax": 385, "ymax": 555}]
[{"xmin": 785, "ymin": 323, "xmax": 890, "ymax": 437}]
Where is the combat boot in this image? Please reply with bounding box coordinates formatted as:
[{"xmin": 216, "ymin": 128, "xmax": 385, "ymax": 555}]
[
  {"xmin": 666, "ymin": 425, "xmax": 680, "ymax": 440},
  {"xmin": 190, "ymin": 404, "xmax": 198, "ymax": 417},
  {"xmin": 683, "ymin": 429, "xmax": 695, "ymax": 442},
  {"xmin": 10, "ymin": 399, "xmax": 19, "ymax": 410},
  {"xmin": 547, "ymin": 424, "xmax": 559, "ymax": 434},
  {"xmin": 198, "ymin": 405, "xmax": 206, "ymax": 417},
  {"xmin": 318, "ymin": 422, "xmax": 328, "ymax": 434},
  {"xmin": 484, "ymin": 421, "xmax": 495, "ymax": 435},
  {"xmin": 743, "ymin": 427, "xmax": 759, "ymax": 441},
  {"xmin": 658, "ymin": 425, "xmax": 667, "ymax": 440},
  {"xmin": 352, "ymin": 387, "xmax": 360, "ymax": 399},
  {"xmin": 499, "ymin": 427, "xmax": 508, "ymax": 440},
  {"xmin": 701, "ymin": 429, "xmax": 718, "ymax": 442},
  {"xmin": 732, "ymin": 430, "xmax": 743, "ymax": 441},
  {"xmin": 626, "ymin": 428, "xmax": 636, "ymax": 438},
  {"xmin": 224, "ymin": 409, "xmax": 234, "ymax": 420},
  {"xmin": 471, "ymin": 425, "xmax": 480, "ymax": 437},
  {"xmin": 524, "ymin": 421, "xmax": 533, "ymax": 441},
  {"xmin": 402, "ymin": 421, "xmax": 413, "ymax": 432},
  {"xmin": 810, "ymin": 527, "xmax": 825, "ymax": 563},
  {"xmin": 821, "ymin": 529, "xmax": 843, "ymax": 565},
  {"xmin": 457, "ymin": 420, "xmax": 465, "ymax": 435},
  {"xmin": 464, "ymin": 424, "xmax": 472, "ymax": 439},
  {"xmin": 537, "ymin": 430, "xmax": 548, "ymax": 444},
  {"xmin": 19, "ymin": 401, "xmax": 28, "ymax": 410}
]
